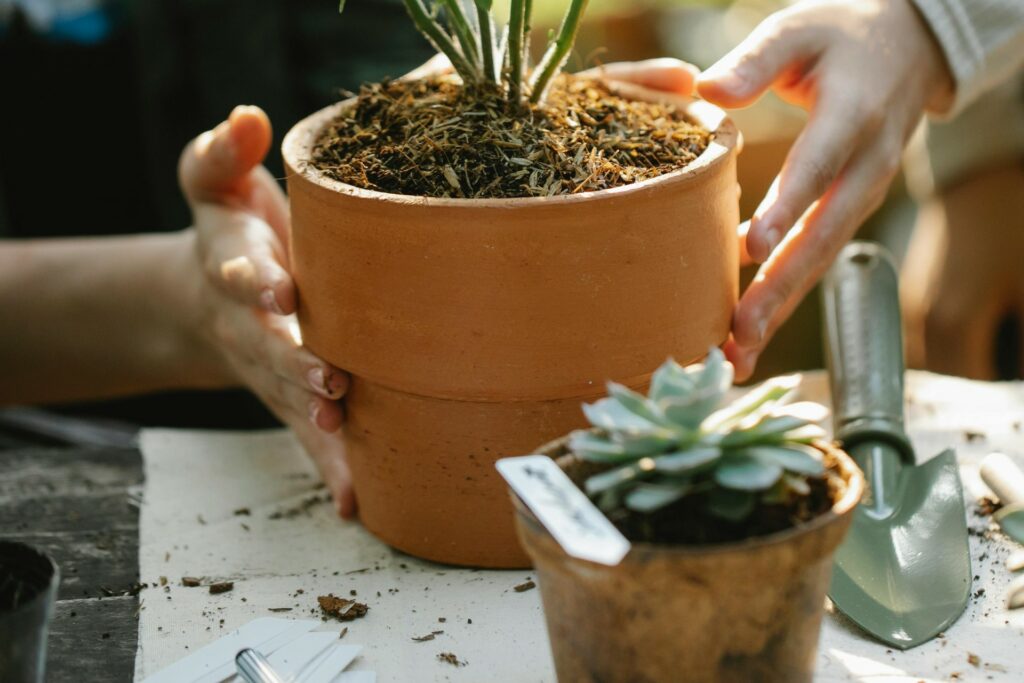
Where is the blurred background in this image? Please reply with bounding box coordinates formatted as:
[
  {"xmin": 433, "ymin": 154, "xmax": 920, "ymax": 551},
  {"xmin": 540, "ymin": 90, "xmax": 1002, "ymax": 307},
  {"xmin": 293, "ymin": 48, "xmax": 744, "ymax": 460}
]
[{"xmin": 1, "ymin": 0, "xmax": 1021, "ymax": 430}]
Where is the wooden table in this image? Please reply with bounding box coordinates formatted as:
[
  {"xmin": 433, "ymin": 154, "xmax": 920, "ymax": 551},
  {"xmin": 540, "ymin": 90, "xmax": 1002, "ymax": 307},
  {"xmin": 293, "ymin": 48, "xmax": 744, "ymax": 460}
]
[{"xmin": 0, "ymin": 409, "xmax": 142, "ymax": 682}]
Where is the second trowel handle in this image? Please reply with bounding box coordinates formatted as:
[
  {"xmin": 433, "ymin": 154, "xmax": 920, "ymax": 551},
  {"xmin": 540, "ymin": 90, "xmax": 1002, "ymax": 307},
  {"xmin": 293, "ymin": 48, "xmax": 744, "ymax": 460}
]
[{"xmin": 822, "ymin": 242, "xmax": 913, "ymax": 456}]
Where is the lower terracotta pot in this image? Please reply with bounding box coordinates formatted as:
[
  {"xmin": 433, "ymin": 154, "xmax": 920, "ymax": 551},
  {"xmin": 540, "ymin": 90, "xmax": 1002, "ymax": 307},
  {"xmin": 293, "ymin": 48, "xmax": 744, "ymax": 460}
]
[
  {"xmin": 343, "ymin": 378, "xmax": 603, "ymax": 568},
  {"xmin": 513, "ymin": 440, "xmax": 864, "ymax": 683}
]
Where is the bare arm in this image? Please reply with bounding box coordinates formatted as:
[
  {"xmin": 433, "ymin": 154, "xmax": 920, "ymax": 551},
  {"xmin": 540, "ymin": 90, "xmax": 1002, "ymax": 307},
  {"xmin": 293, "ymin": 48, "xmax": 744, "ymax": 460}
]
[{"xmin": 0, "ymin": 231, "xmax": 225, "ymax": 404}]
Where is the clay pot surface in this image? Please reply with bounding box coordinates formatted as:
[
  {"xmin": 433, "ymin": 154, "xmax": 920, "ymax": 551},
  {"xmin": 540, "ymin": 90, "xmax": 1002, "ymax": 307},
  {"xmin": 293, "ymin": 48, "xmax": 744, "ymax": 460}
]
[
  {"xmin": 513, "ymin": 440, "xmax": 864, "ymax": 683},
  {"xmin": 284, "ymin": 88, "xmax": 740, "ymax": 567}
]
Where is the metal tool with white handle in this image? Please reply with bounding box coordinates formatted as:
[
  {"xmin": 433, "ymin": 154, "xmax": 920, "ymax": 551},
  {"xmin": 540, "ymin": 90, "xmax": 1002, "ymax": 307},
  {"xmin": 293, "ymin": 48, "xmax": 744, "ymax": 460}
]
[
  {"xmin": 823, "ymin": 241, "xmax": 971, "ymax": 648},
  {"xmin": 236, "ymin": 648, "xmax": 286, "ymax": 683}
]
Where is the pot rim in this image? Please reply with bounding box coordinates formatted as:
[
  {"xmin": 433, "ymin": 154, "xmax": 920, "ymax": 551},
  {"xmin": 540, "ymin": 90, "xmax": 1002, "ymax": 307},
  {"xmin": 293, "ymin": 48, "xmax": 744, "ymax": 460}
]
[
  {"xmin": 511, "ymin": 438, "xmax": 864, "ymax": 561},
  {"xmin": 282, "ymin": 81, "xmax": 739, "ymax": 209}
]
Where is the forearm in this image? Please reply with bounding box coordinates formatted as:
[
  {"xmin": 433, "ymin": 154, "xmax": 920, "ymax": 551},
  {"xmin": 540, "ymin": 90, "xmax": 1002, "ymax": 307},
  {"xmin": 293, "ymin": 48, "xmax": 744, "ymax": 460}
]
[
  {"xmin": 0, "ymin": 231, "xmax": 232, "ymax": 405},
  {"xmin": 911, "ymin": 0, "xmax": 1024, "ymax": 115}
]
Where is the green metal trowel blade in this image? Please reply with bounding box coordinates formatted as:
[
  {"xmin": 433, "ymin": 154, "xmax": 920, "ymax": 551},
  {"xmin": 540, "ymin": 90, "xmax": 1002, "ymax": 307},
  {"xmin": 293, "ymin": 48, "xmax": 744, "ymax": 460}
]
[{"xmin": 829, "ymin": 443, "xmax": 972, "ymax": 649}]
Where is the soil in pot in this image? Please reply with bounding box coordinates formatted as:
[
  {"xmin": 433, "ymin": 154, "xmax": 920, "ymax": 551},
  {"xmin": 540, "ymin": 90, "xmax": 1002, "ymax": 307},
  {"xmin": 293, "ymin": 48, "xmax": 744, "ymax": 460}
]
[
  {"xmin": 309, "ymin": 73, "xmax": 711, "ymax": 199},
  {"xmin": 514, "ymin": 440, "xmax": 863, "ymax": 683}
]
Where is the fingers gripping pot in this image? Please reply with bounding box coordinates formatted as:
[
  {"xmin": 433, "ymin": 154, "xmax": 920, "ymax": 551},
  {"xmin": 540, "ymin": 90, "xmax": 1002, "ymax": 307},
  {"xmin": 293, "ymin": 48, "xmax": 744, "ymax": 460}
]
[{"xmin": 283, "ymin": 92, "xmax": 739, "ymax": 568}]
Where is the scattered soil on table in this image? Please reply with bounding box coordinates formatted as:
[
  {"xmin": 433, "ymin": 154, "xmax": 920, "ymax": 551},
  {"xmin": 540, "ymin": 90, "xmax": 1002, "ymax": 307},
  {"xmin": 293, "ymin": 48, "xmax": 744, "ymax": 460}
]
[
  {"xmin": 208, "ymin": 581, "xmax": 234, "ymax": 595},
  {"xmin": 311, "ymin": 74, "xmax": 711, "ymax": 200},
  {"xmin": 977, "ymin": 497, "xmax": 1003, "ymax": 516},
  {"xmin": 437, "ymin": 652, "xmax": 466, "ymax": 667},
  {"xmin": 181, "ymin": 577, "xmax": 201, "ymax": 587},
  {"xmin": 269, "ymin": 492, "xmax": 332, "ymax": 520},
  {"xmin": 560, "ymin": 444, "xmax": 844, "ymax": 546},
  {"xmin": 318, "ymin": 594, "xmax": 369, "ymax": 621},
  {"xmin": 412, "ymin": 630, "xmax": 444, "ymax": 642},
  {"xmin": 513, "ymin": 580, "xmax": 536, "ymax": 593},
  {"xmin": 964, "ymin": 430, "xmax": 987, "ymax": 443},
  {"xmin": 233, "ymin": 507, "xmax": 251, "ymax": 516}
]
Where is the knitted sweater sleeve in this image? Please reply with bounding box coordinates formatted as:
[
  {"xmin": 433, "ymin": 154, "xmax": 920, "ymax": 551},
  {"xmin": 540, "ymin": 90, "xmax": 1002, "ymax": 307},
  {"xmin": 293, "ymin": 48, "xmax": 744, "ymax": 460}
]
[{"xmin": 911, "ymin": 0, "xmax": 1024, "ymax": 115}]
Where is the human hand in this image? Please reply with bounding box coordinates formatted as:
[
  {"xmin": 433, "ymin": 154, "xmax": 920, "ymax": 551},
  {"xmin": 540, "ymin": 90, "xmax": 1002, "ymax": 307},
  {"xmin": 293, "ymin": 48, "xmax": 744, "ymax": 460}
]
[
  {"xmin": 178, "ymin": 106, "xmax": 356, "ymax": 517},
  {"xmin": 902, "ymin": 163, "xmax": 1024, "ymax": 380},
  {"xmin": 696, "ymin": 0, "xmax": 955, "ymax": 380}
]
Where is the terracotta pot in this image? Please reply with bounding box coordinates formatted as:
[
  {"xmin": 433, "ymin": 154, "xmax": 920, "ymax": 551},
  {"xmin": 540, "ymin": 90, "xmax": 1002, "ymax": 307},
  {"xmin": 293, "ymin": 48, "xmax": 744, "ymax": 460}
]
[
  {"xmin": 513, "ymin": 439, "xmax": 864, "ymax": 683},
  {"xmin": 283, "ymin": 89, "xmax": 740, "ymax": 568}
]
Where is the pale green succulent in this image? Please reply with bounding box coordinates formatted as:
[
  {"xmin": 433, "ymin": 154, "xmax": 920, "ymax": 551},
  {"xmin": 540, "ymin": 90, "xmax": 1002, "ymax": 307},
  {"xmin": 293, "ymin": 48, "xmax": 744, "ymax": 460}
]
[{"xmin": 571, "ymin": 348, "xmax": 830, "ymax": 521}]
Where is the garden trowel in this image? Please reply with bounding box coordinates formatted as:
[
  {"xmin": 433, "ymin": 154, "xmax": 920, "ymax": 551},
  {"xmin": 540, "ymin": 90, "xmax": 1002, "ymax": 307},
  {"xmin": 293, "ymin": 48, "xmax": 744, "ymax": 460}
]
[{"xmin": 822, "ymin": 241, "xmax": 971, "ymax": 649}]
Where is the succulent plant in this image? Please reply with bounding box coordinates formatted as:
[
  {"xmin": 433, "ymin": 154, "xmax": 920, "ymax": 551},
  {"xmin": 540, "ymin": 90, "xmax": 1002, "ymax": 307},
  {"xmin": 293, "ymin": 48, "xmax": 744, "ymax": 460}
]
[{"xmin": 571, "ymin": 348, "xmax": 830, "ymax": 521}]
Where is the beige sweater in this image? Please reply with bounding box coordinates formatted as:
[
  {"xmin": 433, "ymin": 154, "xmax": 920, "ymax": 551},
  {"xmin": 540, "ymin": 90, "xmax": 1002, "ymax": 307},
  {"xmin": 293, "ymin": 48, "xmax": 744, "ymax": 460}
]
[{"xmin": 909, "ymin": 0, "xmax": 1024, "ymax": 193}]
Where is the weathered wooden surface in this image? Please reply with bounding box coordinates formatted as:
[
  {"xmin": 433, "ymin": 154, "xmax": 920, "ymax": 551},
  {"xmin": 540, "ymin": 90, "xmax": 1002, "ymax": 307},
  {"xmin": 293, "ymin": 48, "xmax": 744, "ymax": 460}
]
[{"xmin": 0, "ymin": 439, "xmax": 142, "ymax": 682}]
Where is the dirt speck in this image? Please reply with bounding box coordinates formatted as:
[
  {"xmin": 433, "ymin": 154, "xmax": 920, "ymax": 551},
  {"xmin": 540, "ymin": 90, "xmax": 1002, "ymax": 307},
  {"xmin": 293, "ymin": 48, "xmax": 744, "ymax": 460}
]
[
  {"xmin": 318, "ymin": 594, "xmax": 369, "ymax": 621},
  {"xmin": 437, "ymin": 652, "xmax": 466, "ymax": 667},
  {"xmin": 209, "ymin": 582, "xmax": 234, "ymax": 595},
  {"xmin": 514, "ymin": 580, "xmax": 536, "ymax": 593}
]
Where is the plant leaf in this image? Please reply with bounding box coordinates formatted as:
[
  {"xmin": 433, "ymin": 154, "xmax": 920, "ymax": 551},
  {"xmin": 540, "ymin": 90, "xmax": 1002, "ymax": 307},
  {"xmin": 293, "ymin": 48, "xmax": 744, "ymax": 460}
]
[
  {"xmin": 610, "ymin": 428, "xmax": 680, "ymax": 455},
  {"xmin": 569, "ymin": 431, "xmax": 638, "ymax": 464},
  {"xmin": 702, "ymin": 374, "xmax": 800, "ymax": 432},
  {"xmin": 649, "ymin": 358, "xmax": 695, "ymax": 402},
  {"xmin": 746, "ymin": 444, "xmax": 824, "ymax": 476},
  {"xmin": 783, "ymin": 472, "xmax": 811, "ymax": 496},
  {"xmin": 653, "ymin": 446, "xmax": 721, "ymax": 474},
  {"xmin": 582, "ymin": 397, "xmax": 657, "ymax": 432},
  {"xmin": 707, "ymin": 489, "xmax": 756, "ymax": 521},
  {"xmin": 473, "ymin": 0, "xmax": 492, "ymax": 9},
  {"xmin": 719, "ymin": 415, "xmax": 814, "ymax": 447},
  {"xmin": 339, "ymin": 0, "xmax": 347, "ymax": 12},
  {"xmin": 584, "ymin": 459, "xmax": 655, "ymax": 496},
  {"xmin": 624, "ymin": 482, "xmax": 691, "ymax": 513},
  {"xmin": 714, "ymin": 452, "xmax": 783, "ymax": 491},
  {"xmin": 607, "ymin": 381, "xmax": 668, "ymax": 426}
]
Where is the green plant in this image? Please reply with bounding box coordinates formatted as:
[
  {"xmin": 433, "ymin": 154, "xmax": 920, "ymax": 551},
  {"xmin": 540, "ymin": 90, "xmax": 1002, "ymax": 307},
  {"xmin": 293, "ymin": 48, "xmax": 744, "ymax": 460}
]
[
  {"xmin": 571, "ymin": 348, "xmax": 830, "ymax": 521},
  {"xmin": 339, "ymin": 0, "xmax": 589, "ymax": 105}
]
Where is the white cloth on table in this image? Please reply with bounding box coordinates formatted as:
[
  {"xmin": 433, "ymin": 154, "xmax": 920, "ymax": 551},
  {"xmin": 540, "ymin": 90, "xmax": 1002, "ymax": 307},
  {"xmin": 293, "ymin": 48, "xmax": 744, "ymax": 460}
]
[{"xmin": 134, "ymin": 371, "xmax": 1024, "ymax": 683}]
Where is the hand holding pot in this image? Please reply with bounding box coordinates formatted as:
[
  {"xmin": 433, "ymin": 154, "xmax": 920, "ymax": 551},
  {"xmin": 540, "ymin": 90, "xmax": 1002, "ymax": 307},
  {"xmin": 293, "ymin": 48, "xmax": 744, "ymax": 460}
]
[
  {"xmin": 697, "ymin": 0, "xmax": 955, "ymax": 380},
  {"xmin": 179, "ymin": 106, "xmax": 355, "ymax": 517}
]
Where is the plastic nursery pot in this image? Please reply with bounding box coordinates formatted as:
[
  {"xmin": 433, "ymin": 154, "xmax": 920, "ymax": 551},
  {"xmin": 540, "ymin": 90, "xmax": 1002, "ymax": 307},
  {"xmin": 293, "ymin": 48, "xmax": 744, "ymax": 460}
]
[
  {"xmin": 513, "ymin": 438, "xmax": 864, "ymax": 683},
  {"xmin": 283, "ymin": 86, "xmax": 740, "ymax": 568},
  {"xmin": 0, "ymin": 541, "xmax": 60, "ymax": 683}
]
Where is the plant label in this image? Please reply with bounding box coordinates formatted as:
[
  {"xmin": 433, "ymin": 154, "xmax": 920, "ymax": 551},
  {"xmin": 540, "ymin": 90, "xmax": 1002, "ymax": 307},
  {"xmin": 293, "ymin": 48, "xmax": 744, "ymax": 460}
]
[{"xmin": 497, "ymin": 455, "xmax": 630, "ymax": 566}]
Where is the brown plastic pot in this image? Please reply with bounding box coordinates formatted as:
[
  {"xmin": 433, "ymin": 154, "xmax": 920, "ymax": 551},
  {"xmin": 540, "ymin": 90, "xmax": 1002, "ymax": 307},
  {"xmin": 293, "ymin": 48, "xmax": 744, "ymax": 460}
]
[
  {"xmin": 283, "ymin": 87, "xmax": 740, "ymax": 568},
  {"xmin": 513, "ymin": 439, "xmax": 864, "ymax": 683}
]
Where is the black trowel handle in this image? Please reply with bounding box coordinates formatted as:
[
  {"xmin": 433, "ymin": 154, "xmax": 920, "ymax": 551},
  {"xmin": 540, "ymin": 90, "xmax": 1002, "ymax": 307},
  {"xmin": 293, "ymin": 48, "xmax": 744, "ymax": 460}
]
[{"xmin": 822, "ymin": 242, "xmax": 914, "ymax": 457}]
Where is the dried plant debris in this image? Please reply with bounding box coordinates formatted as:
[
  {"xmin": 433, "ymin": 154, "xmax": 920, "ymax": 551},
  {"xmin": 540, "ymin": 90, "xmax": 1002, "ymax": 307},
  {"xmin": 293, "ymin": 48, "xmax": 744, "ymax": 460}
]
[
  {"xmin": 313, "ymin": 74, "xmax": 710, "ymax": 200},
  {"xmin": 318, "ymin": 594, "xmax": 369, "ymax": 621},
  {"xmin": 513, "ymin": 580, "xmax": 536, "ymax": 593},
  {"xmin": 437, "ymin": 652, "xmax": 466, "ymax": 667},
  {"xmin": 181, "ymin": 577, "xmax": 202, "ymax": 588},
  {"xmin": 209, "ymin": 582, "xmax": 234, "ymax": 595},
  {"xmin": 412, "ymin": 630, "xmax": 444, "ymax": 642}
]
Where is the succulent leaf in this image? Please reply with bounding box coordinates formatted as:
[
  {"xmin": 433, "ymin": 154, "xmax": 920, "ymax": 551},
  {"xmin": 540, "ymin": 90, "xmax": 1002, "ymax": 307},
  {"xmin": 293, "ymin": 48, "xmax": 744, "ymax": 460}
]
[
  {"xmin": 610, "ymin": 428, "xmax": 681, "ymax": 455},
  {"xmin": 584, "ymin": 458, "xmax": 655, "ymax": 496},
  {"xmin": 652, "ymin": 447, "xmax": 721, "ymax": 474},
  {"xmin": 568, "ymin": 431, "xmax": 632, "ymax": 463},
  {"xmin": 625, "ymin": 483, "xmax": 691, "ymax": 512},
  {"xmin": 582, "ymin": 397, "xmax": 658, "ymax": 433},
  {"xmin": 746, "ymin": 444, "xmax": 824, "ymax": 476},
  {"xmin": 713, "ymin": 452, "xmax": 783, "ymax": 491},
  {"xmin": 606, "ymin": 381, "xmax": 670, "ymax": 426},
  {"xmin": 707, "ymin": 489, "xmax": 756, "ymax": 521},
  {"xmin": 719, "ymin": 415, "xmax": 814, "ymax": 448}
]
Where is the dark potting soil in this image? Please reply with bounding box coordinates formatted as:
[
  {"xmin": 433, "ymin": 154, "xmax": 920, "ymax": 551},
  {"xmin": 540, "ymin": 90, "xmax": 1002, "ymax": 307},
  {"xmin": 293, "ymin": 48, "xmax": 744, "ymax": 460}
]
[
  {"xmin": 311, "ymin": 74, "xmax": 711, "ymax": 199},
  {"xmin": 560, "ymin": 446, "xmax": 845, "ymax": 547}
]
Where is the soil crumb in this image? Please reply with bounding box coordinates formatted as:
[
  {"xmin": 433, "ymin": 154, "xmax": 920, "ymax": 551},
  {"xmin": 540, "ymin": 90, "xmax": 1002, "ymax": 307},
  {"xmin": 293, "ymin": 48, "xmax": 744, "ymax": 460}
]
[
  {"xmin": 208, "ymin": 582, "xmax": 234, "ymax": 595},
  {"xmin": 437, "ymin": 652, "xmax": 466, "ymax": 667},
  {"xmin": 312, "ymin": 74, "xmax": 710, "ymax": 199},
  {"xmin": 513, "ymin": 580, "xmax": 536, "ymax": 593},
  {"xmin": 318, "ymin": 594, "xmax": 369, "ymax": 621}
]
